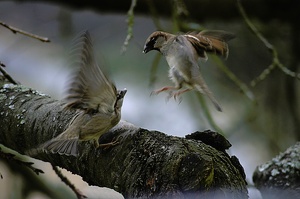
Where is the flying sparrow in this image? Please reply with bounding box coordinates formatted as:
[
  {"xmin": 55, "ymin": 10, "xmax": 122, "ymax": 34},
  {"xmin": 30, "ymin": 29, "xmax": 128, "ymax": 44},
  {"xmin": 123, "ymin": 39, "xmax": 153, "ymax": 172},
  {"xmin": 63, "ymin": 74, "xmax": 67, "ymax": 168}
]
[
  {"xmin": 38, "ymin": 31, "xmax": 127, "ymax": 156},
  {"xmin": 143, "ymin": 30, "xmax": 235, "ymax": 111}
]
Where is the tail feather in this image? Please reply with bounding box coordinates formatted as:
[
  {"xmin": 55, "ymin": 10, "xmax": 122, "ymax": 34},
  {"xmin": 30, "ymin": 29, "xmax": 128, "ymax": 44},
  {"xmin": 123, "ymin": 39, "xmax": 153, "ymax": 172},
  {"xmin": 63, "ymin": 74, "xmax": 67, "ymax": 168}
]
[
  {"xmin": 193, "ymin": 80, "xmax": 222, "ymax": 112},
  {"xmin": 206, "ymin": 93, "xmax": 223, "ymax": 112}
]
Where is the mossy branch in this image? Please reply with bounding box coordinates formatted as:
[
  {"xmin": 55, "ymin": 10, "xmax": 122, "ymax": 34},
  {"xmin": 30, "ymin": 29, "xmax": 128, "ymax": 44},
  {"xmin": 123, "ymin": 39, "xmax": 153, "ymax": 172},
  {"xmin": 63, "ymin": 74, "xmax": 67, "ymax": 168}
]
[
  {"xmin": 0, "ymin": 145, "xmax": 44, "ymax": 175},
  {"xmin": 0, "ymin": 77, "xmax": 248, "ymax": 198},
  {"xmin": 121, "ymin": 0, "xmax": 137, "ymax": 54}
]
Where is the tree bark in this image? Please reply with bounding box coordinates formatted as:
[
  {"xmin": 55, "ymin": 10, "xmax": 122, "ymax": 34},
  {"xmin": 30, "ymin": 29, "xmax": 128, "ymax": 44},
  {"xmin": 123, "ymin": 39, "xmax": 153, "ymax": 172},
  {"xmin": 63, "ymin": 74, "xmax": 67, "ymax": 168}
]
[
  {"xmin": 0, "ymin": 76, "xmax": 247, "ymax": 198},
  {"xmin": 253, "ymin": 142, "xmax": 300, "ymax": 199}
]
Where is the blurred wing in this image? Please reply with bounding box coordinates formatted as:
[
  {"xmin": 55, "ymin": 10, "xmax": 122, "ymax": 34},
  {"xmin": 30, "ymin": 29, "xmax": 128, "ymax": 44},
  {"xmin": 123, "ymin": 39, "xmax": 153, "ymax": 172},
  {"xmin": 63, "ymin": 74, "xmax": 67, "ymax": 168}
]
[
  {"xmin": 199, "ymin": 30, "xmax": 236, "ymax": 42},
  {"xmin": 64, "ymin": 31, "xmax": 117, "ymax": 111},
  {"xmin": 40, "ymin": 138, "xmax": 79, "ymax": 156},
  {"xmin": 185, "ymin": 30, "xmax": 235, "ymax": 59}
]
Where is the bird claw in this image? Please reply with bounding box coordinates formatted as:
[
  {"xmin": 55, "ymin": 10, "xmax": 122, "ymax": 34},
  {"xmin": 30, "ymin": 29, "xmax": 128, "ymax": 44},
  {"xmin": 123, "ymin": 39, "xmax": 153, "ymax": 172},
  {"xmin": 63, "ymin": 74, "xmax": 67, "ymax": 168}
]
[
  {"xmin": 99, "ymin": 140, "xmax": 119, "ymax": 150},
  {"xmin": 150, "ymin": 86, "xmax": 175, "ymax": 97},
  {"xmin": 98, "ymin": 135, "xmax": 122, "ymax": 150},
  {"xmin": 164, "ymin": 91, "xmax": 173, "ymax": 102},
  {"xmin": 167, "ymin": 91, "xmax": 183, "ymax": 104},
  {"xmin": 174, "ymin": 94, "xmax": 183, "ymax": 104},
  {"xmin": 152, "ymin": 86, "xmax": 184, "ymax": 104},
  {"xmin": 150, "ymin": 90, "xmax": 159, "ymax": 96}
]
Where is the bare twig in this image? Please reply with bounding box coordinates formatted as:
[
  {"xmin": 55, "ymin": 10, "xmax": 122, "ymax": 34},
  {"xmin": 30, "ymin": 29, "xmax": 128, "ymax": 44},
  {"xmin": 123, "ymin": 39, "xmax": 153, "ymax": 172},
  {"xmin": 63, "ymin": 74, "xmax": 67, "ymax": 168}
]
[
  {"xmin": 173, "ymin": 0, "xmax": 189, "ymax": 17},
  {"xmin": 171, "ymin": 0, "xmax": 189, "ymax": 32},
  {"xmin": 145, "ymin": 0, "xmax": 163, "ymax": 30},
  {"xmin": 0, "ymin": 64, "xmax": 19, "ymax": 85},
  {"xmin": 0, "ymin": 21, "xmax": 50, "ymax": 42},
  {"xmin": 52, "ymin": 165, "xmax": 86, "ymax": 199},
  {"xmin": 236, "ymin": 0, "xmax": 300, "ymax": 86},
  {"xmin": 149, "ymin": 53, "xmax": 162, "ymax": 87},
  {"xmin": 212, "ymin": 55, "xmax": 255, "ymax": 101},
  {"xmin": 0, "ymin": 61, "xmax": 5, "ymax": 67},
  {"xmin": 121, "ymin": 0, "xmax": 137, "ymax": 54},
  {"xmin": 195, "ymin": 93, "xmax": 224, "ymax": 135},
  {"xmin": 0, "ymin": 145, "xmax": 44, "ymax": 175}
]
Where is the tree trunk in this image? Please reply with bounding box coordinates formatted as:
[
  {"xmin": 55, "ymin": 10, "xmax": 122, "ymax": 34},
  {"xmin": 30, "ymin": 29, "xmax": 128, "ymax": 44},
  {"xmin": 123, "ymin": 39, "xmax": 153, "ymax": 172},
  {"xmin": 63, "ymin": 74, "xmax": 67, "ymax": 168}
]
[
  {"xmin": 253, "ymin": 142, "xmax": 300, "ymax": 199},
  {"xmin": 0, "ymin": 76, "xmax": 247, "ymax": 198}
]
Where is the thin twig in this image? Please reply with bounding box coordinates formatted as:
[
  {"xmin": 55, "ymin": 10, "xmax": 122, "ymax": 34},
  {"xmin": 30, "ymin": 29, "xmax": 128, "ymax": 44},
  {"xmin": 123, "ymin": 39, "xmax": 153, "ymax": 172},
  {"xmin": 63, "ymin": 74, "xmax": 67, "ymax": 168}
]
[
  {"xmin": 195, "ymin": 93, "xmax": 224, "ymax": 135},
  {"xmin": 173, "ymin": 0, "xmax": 189, "ymax": 17},
  {"xmin": 212, "ymin": 55, "xmax": 255, "ymax": 101},
  {"xmin": 0, "ymin": 145, "xmax": 44, "ymax": 175},
  {"xmin": 52, "ymin": 164, "xmax": 87, "ymax": 199},
  {"xmin": 0, "ymin": 61, "xmax": 5, "ymax": 67},
  {"xmin": 146, "ymin": 0, "xmax": 163, "ymax": 30},
  {"xmin": 149, "ymin": 53, "xmax": 162, "ymax": 88},
  {"xmin": 0, "ymin": 21, "xmax": 50, "ymax": 42},
  {"xmin": 236, "ymin": 0, "xmax": 300, "ymax": 87},
  {"xmin": 121, "ymin": 0, "xmax": 137, "ymax": 54},
  {"xmin": 172, "ymin": 0, "xmax": 189, "ymax": 32},
  {"xmin": 0, "ymin": 64, "xmax": 19, "ymax": 85}
]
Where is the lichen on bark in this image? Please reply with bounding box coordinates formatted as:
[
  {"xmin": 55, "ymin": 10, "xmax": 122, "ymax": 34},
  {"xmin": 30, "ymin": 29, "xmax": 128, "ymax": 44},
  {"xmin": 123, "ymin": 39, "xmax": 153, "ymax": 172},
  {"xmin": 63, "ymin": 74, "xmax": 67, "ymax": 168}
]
[{"xmin": 0, "ymin": 77, "xmax": 248, "ymax": 198}]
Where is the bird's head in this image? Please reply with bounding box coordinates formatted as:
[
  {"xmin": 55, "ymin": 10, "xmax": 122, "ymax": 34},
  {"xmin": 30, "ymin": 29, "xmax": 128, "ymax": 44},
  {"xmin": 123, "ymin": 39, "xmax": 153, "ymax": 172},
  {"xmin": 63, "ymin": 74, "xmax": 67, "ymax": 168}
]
[
  {"xmin": 143, "ymin": 31, "xmax": 169, "ymax": 53},
  {"xmin": 115, "ymin": 89, "xmax": 127, "ymax": 111}
]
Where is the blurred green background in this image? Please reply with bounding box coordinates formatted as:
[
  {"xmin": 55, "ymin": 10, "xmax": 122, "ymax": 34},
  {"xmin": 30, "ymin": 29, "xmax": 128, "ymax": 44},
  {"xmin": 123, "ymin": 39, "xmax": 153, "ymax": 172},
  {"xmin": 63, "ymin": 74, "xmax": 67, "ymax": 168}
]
[{"xmin": 0, "ymin": 1, "xmax": 299, "ymax": 198}]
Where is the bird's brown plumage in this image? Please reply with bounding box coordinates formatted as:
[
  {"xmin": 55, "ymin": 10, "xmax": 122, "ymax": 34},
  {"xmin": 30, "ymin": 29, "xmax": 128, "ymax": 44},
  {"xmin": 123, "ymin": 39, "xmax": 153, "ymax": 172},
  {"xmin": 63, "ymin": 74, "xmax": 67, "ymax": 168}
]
[
  {"xmin": 143, "ymin": 30, "xmax": 235, "ymax": 111},
  {"xmin": 185, "ymin": 30, "xmax": 235, "ymax": 60}
]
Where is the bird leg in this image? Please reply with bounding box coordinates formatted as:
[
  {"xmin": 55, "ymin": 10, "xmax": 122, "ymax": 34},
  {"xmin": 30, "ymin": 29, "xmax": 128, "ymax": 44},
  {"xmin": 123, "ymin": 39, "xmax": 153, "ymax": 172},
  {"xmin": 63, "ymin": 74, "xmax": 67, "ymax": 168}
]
[
  {"xmin": 151, "ymin": 86, "xmax": 190, "ymax": 103},
  {"xmin": 94, "ymin": 136, "xmax": 121, "ymax": 150},
  {"xmin": 171, "ymin": 88, "xmax": 191, "ymax": 100},
  {"xmin": 174, "ymin": 88, "xmax": 191, "ymax": 98},
  {"xmin": 99, "ymin": 140, "xmax": 119, "ymax": 148},
  {"xmin": 150, "ymin": 86, "xmax": 176, "ymax": 96}
]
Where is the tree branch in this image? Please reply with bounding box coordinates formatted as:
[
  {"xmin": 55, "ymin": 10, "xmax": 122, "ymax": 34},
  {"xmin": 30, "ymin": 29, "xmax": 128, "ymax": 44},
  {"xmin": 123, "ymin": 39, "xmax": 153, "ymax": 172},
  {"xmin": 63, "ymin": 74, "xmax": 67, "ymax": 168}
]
[
  {"xmin": 0, "ymin": 21, "xmax": 50, "ymax": 42},
  {"xmin": 0, "ymin": 64, "xmax": 19, "ymax": 85},
  {"xmin": 0, "ymin": 145, "xmax": 44, "ymax": 175},
  {"xmin": 236, "ymin": 0, "xmax": 300, "ymax": 86},
  {"xmin": 0, "ymin": 76, "xmax": 247, "ymax": 198},
  {"xmin": 121, "ymin": 0, "xmax": 137, "ymax": 54},
  {"xmin": 253, "ymin": 142, "xmax": 300, "ymax": 199},
  {"xmin": 52, "ymin": 165, "xmax": 87, "ymax": 199}
]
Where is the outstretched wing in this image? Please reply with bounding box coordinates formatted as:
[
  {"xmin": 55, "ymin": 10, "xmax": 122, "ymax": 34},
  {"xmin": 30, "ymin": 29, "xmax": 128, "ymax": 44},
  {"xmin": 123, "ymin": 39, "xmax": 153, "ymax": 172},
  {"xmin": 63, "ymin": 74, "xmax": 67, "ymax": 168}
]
[
  {"xmin": 64, "ymin": 31, "xmax": 117, "ymax": 112},
  {"xmin": 26, "ymin": 138, "xmax": 79, "ymax": 157},
  {"xmin": 184, "ymin": 30, "xmax": 235, "ymax": 60}
]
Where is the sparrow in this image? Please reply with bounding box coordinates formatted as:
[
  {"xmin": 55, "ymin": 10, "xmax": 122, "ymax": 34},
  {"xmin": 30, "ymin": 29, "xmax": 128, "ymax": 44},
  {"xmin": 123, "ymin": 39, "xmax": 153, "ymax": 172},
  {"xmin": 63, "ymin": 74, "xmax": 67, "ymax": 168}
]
[
  {"xmin": 37, "ymin": 31, "xmax": 127, "ymax": 156},
  {"xmin": 143, "ymin": 30, "xmax": 235, "ymax": 111}
]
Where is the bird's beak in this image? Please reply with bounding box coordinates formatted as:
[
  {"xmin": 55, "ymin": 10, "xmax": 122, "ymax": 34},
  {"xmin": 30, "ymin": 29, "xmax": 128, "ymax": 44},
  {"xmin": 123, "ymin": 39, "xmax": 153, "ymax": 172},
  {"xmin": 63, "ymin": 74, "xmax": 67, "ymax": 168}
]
[
  {"xmin": 120, "ymin": 89, "xmax": 127, "ymax": 98},
  {"xmin": 143, "ymin": 46, "xmax": 150, "ymax": 54}
]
